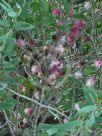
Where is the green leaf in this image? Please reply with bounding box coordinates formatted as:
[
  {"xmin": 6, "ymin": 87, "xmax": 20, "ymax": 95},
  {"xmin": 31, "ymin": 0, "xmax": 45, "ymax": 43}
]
[
  {"xmin": 95, "ymin": 117, "xmax": 102, "ymax": 123},
  {"xmin": 86, "ymin": 112, "xmax": 95, "ymax": 128},
  {"xmin": 0, "ymin": 99, "xmax": 18, "ymax": 110},
  {"xmin": 14, "ymin": 21, "xmax": 34, "ymax": 31},
  {"xmin": 0, "ymin": 20, "xmax": 10, "ymax": 27},
  {"xmin": 69, "ymin": 76, "xmax": 82, "ymax": 86},
  {"xmin": 47, "ymin": 128, "xmax": 58, "ymax": 136},
  {"xmin": 0, "ymin": 1, "xmax": 17, "ymax": 17},
  {"xmin": 38, "ymin": 120, "xmax": 82, "ymax": 132},
  {"xmin": 79, "ymin": 105, "xmax": 95, "ymax": 114},
  {"xmin": 83, "ymin": 85, "xmax": 95, "ymax": 104},
  {"xmin": 63, "ymin": 0, "xmax": 69, "ymax": 13}
]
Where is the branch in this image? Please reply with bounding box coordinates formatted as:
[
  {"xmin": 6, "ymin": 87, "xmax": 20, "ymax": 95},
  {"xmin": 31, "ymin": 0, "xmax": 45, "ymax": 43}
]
[{"xmin": 0, "ymin": 83, "xmax": 69, "ymax": 120}]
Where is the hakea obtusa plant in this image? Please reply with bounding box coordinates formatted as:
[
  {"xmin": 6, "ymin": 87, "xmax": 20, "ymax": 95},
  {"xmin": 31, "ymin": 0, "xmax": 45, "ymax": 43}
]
[{"xmin": 0, "ymin": 0, "xmax": 102, "ymax": 136}]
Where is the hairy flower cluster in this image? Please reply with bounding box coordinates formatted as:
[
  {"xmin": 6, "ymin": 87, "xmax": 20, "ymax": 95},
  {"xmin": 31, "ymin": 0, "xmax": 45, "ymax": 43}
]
[
  {"xmin": 16, "ymin": 38, "xmax": 25, "ymax": 47},
  {"xmin": 48, "ymin": 60, "xmax": 63, "ymax": 85},
  {"xmin": 95, "ymin": 58, "xmax": 102, "ymax": 68},
  {"xmin": 67, "ymin": 20, "xmax": 84, "ymax": 45},
  {"xmin": 24, "ymin": 108, "xmax": 33, "ymax": 115},
  {"xmin": 53, "ymin": 9, "xmax": 61, "ymax": 16}
]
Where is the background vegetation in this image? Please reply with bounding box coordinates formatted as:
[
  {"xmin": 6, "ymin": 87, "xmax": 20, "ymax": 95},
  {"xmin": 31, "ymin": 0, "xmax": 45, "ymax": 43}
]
[{"xmin": 0, "ymin": 0, "xmax": 102, "ymax": 136}]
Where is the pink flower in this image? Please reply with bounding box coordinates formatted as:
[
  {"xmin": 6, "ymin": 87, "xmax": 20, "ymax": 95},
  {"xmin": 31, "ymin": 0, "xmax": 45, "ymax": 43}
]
[
  {"xmin": 19, "ymin": 84, "xmax": 26, "ymax": 92},
  {"xmin": 24, "ymin": 108, "xmax": 33, "ymax": 115},
  {"xmin": 50, "ymin": 60, "xmax": 63, "ymax": 76},
  {"xmin": 31, "ymin": 65, "xmax": 40, "ymax": 74},
  {"xmin": 69, "ymin": 8, "xmax": 74, "ymax": 18},
  {"xmin": 67, "ymin": 36, "xmax": 75, "ymax": 45},
  {"xmin": 23, "ymin": 118, "xmax": 28, "ymax": 124},
  {"xmin": 35, "ymin": 91, "xmax": 40, "ymax": 100},
  {"xmin": 71, "ymin": 27, "xmax": 79, "ymax": 38},
  {"xmin": 16, "ymin": 38, "xmax": 25, "ymax": 47},
  {"xmin": 74, "ymin": 20, "xmax": 84, "ymax": 29},
  {"xmin": 67, "ymin": 27, "xmax": 79, "ymax": 45},
  {"xmin": 86, "ymin": 77, "xmax": 96, "ymax": 87},
  {"xmin": 53, "ymin": 9, "xmax": 61, "ymax": 16},
  {"xmin": 74, "ymin": 71, "xmax": 83, "ymax": 79},
  {"xmin": 29, "ymin": 39, "xmax": 36, "ymax": 48},
  {"xmin": 95, "ymin": 59, "xmax": 102, "ymax": 68}
]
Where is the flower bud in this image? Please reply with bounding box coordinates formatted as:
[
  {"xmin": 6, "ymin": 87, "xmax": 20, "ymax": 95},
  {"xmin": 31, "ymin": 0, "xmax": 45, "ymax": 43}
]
[
  {"xmin": 35, "ymin": 91, "xmax": 40, "ymax": 100},
  {"xmin": 95, "ymin": 59, "xmax": 102, "ymax": 68},
  {"xmin": 86, "ymin": 77, "xmax": 96, "ymax": 87},
  {"xmin": 23, "ymin": 118, "xmax": 28, "ymax": 124},
  {"xmin": 53, "ymin": 9, "xmax": 61, "ymax": 16},
  {"xmin": 74, "ymin": 71, "xmax": 83, "ymax": 79},
  {"xmin": 19, "ymin": 84, "xmax": 26, "ymax": 92},
  {"xmin": 24, "ymin": 108, "xmax": 33, "ymax": 115},
  {"xmin": 29, "ymin": 39, "xmax": 36, "ymax": 48}
]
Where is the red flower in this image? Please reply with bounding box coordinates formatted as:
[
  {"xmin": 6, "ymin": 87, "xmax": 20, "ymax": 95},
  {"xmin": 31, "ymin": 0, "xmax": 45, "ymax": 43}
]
[
  {"xmin": 50, "ymin": 60, "xmax": 63, "ymax": 77},
  {"xmin": 67, "ymin": 27, "xmax": 78, "ymax": 45},
  {"xmin": 74, "ymin": 20, "xmax": 84, "ymax": 29},
  {"xmin": 29, "ymin": 39, "xmax": 36, "ymax": 48},
  {"xmin": 53, "ymin": 9, "xmax": 61, "ymax": 16},
  {"xmin": 67, "ymin": 36, "xmax": 74, "ymax": 45}
]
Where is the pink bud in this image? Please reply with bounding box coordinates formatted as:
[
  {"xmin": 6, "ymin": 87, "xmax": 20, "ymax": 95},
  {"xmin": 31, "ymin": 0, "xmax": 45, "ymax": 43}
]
[
  {"xmin": 23, "ymin": 118, "xmax": 28, "ymax": 124},
  {"xmin": 19, "ymin": 84, "xmax": 26, "ymax": 92},
  {"xmin": 24, "ymin": 108, "xmax": 33, "ymax": 115},
  {"xmin": 35, "ymin": 91, "xmax": 40, "ymax": 100},
  {"xmin": 95, "ymin": 59, "xmax": 102, "ymax": 68},
  {"xmin": 69, "ymin": 8, "xmax": 74, "ymax": 18},
  {"xmin": 31, "ymin": 65, "xmax": 39, "ymax": 74},
  {"xmin": 29, "ymin": 39, "xmax": 36, "ymax": 48},
  {"xmin": 53, "ymin": 9, "xmax": 61, "ymax": 16},
  {"xmin": 74, "ymin": 71, "xmax": 83, "ymax": 79},
  {"xmin": 16, "ymin": 38, "xmax": 25, "ymax": 47},
  {"xmin": 86, "ymin": 77, "xmax": 96, "ymax": 87}
]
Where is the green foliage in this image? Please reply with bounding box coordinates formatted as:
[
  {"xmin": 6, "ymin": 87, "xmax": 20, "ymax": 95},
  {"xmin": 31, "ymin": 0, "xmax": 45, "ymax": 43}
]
[{"xmin": 0, "ymin": 0, "xmax": 102, "ymax": 135}]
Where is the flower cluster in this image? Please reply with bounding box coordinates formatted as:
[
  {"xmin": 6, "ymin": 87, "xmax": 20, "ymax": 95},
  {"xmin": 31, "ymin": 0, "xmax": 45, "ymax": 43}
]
[{"xmin": 67, "ymin": 20, "xmax": 84, "ymax": 45}]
